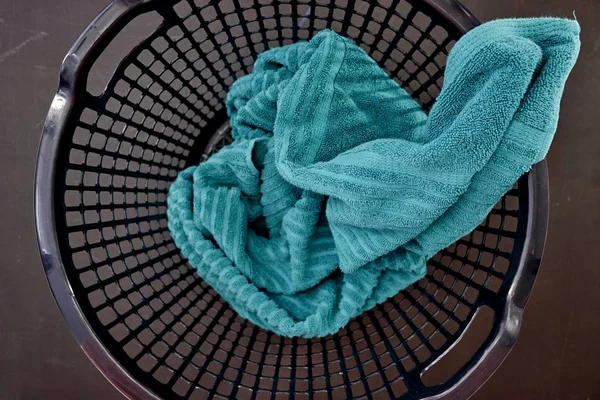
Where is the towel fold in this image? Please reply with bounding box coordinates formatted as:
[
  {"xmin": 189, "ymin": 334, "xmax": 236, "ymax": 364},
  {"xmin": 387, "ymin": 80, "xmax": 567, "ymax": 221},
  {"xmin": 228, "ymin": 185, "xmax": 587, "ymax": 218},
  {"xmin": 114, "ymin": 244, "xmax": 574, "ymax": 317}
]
[{"xmin": 167, "ymin": 18, "xmax": 579, "ymax": 338}]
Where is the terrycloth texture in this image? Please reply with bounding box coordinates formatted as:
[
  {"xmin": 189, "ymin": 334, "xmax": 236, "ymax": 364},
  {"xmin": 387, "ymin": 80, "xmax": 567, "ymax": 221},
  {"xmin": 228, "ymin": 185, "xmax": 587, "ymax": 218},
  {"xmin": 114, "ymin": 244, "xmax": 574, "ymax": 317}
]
[{"xmin": 167, "ymin": 18, "xmax": 580, "ymax": 338}]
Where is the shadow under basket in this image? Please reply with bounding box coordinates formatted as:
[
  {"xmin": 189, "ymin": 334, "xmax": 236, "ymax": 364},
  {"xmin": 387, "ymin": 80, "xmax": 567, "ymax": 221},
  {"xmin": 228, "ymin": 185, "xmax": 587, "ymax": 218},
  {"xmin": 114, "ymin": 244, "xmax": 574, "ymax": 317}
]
[{"xmin": 35, "ymin": 0, "xmax": 549, "ymax": 399}]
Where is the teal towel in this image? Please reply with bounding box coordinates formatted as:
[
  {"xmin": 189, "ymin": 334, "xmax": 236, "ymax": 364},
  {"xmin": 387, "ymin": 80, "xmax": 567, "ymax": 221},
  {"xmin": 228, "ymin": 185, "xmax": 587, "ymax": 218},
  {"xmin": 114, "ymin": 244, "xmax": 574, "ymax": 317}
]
[{"xmin": 167, "ymin": 18, "xmax": 580, "ymax": 338}]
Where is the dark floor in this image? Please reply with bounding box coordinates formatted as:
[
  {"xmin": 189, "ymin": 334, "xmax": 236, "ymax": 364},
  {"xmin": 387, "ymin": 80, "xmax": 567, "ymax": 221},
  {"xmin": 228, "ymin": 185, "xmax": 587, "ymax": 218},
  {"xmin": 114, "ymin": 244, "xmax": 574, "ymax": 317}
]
[{"xmin": 1, "ymin": 0, "xmax": 598, "ymax": 399}]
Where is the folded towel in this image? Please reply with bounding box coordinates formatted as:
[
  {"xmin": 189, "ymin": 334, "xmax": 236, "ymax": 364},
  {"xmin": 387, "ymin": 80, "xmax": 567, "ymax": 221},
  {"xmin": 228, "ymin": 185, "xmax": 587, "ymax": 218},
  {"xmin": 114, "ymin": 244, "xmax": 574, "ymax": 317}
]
[{"xmin": 167, "ymin": 18, "xmax": 580, "ymax": 338}]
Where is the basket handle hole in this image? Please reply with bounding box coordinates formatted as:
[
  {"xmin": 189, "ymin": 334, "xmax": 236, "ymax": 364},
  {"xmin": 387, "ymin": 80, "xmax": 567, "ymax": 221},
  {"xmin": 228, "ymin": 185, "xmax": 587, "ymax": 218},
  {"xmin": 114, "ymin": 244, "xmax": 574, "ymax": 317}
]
[
  {"xmin": 86, "ymin": 10, "xmax": 163, "ymax": 97},
  {"xmin": 420, "ymin": 305, "xmax": 494, "ymax": 387}
]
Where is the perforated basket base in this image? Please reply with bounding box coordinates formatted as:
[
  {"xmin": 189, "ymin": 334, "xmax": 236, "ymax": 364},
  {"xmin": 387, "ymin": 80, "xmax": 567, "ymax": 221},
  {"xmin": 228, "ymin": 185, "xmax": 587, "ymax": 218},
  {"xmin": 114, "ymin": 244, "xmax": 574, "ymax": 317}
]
[{"xmin": 35, "ymin": 0, "xmax": 546, "ymax": 399}]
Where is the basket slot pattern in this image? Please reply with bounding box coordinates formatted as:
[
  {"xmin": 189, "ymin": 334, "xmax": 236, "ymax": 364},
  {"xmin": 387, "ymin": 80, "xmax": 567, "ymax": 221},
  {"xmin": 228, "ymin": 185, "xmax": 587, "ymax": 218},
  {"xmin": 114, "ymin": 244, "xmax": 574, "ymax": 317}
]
[{"xmin": 54, "ymin": 1, "xmax": 523, "ymax": 398}]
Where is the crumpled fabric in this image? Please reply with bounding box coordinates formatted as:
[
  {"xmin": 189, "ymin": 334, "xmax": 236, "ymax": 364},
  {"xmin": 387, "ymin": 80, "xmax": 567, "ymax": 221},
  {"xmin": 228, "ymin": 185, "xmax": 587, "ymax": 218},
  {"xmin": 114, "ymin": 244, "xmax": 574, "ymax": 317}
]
[{"xmin": 167, "ymin": 19, "xmax": 579, "ymax": 337}]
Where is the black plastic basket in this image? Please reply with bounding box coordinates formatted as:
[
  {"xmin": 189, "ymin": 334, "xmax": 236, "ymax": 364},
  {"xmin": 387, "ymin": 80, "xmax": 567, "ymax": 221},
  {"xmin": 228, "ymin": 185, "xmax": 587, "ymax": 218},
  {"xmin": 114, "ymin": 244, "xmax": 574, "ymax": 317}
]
[{"xmin": 35, "ymin": 1, "xmax": 549, "ymax": 399}]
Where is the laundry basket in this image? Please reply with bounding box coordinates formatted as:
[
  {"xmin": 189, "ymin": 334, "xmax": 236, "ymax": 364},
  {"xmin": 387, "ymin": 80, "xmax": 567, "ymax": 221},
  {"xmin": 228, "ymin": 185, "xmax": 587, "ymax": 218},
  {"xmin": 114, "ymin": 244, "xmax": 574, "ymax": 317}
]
[{"xmin": 35, "ymin": 0, "xmax": 549, "ymax": 399}]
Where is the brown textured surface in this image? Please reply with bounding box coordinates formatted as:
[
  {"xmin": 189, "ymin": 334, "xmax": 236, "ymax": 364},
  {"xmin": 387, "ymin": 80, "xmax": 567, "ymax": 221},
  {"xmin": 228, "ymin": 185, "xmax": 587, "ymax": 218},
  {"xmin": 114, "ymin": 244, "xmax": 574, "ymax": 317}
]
[{"xmin": 0, "ymin": 0, "xmax": 597, "ymax": 399}]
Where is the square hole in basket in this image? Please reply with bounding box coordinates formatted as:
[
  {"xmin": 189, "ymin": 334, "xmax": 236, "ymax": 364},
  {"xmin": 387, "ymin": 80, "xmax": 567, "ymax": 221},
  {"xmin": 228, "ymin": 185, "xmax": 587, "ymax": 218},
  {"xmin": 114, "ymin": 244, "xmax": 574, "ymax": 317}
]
[
  {"xmin": 486, "ymin": 275, "xmax": 503, "ymax": 292},
  {"xmin": 413, "ymin": 11, "xmax": 432, "ymax": 30},
  {"xmin": 441, "ymin": 313, "xmax": 459, "ymax": 332},
  {"xmin": 480, "ymin": 252, "xmax": 494, "ymax": 268}
]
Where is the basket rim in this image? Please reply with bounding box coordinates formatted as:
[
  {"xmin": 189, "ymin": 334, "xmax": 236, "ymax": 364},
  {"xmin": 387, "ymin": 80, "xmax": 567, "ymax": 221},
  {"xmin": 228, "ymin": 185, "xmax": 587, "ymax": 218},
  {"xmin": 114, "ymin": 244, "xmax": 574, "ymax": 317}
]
[{"xmin": 33, "ymin": 1, "xmax": 549, "ymax": 399}]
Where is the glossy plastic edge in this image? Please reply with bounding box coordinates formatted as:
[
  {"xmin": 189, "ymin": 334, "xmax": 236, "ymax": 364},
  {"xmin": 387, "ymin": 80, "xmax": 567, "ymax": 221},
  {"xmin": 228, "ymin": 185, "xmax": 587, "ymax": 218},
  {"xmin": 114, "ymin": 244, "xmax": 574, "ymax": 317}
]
[{"xmin": 34, "ymin": 1, "xmax": 161, "ymax": 399}]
